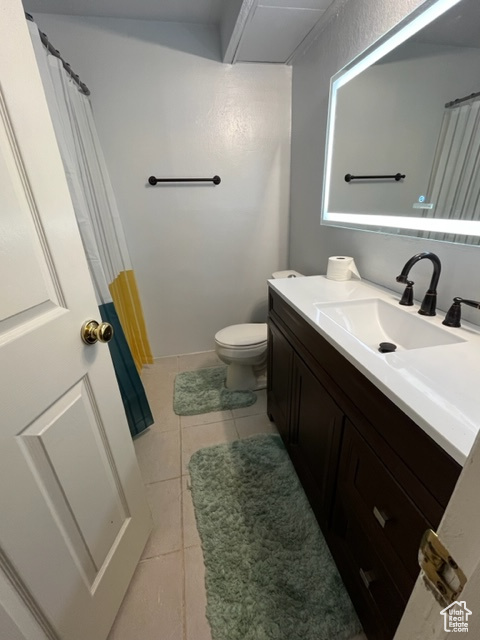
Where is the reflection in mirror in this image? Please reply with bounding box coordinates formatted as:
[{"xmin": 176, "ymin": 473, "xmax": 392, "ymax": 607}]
[{"xmin": 322, "ymin": 0, "xmax": 480, "ymax": 245}]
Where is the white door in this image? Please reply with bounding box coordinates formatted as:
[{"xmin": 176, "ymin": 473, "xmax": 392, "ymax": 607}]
[
  {"xmin": 0, "ymin": 2, "xmax": 151, "ymax": 639},
  {"xmin": 394, "ymin": 426, "xmax": 480, "ymax": 639}
]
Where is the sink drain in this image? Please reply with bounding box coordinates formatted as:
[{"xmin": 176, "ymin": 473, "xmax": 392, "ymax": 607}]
[{"xmin": 378, "ymin": 342, "xmax": 397, "ymax": 353}]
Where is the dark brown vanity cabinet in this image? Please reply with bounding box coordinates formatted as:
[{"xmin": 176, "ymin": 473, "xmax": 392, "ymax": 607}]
[
  {"xmin": 268, "ymin": 317, "xmax": 342, "ymax": 533},
  {"xmin": 267, "ymin": 288, "xmax": 461, "ymax": 640},
  {"xmin": 267, "ymin": 320, "xmax": 292, "ymax": 441},
  {"xmin": 288, "ymin": 353, "xmax": 344, "ymax": 534}
]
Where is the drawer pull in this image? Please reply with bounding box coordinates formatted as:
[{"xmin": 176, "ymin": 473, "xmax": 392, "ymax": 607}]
[
  {"xmin": 359, "ymin": 568, "xmax": 376, "ymax": 590},
  {"xmin": 373, "ymin": 506, "xmax": 390, "ymax": 528}
]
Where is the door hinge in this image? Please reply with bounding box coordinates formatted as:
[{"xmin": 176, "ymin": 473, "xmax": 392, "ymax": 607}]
[{"xmin": 419, "ymin": 529, "xmax": 467, "ymax": 607}]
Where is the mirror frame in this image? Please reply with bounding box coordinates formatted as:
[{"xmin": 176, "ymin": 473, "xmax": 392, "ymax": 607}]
[{"xmin": 320, "ymin": 0, "xmax": 480, "ymax": 240}]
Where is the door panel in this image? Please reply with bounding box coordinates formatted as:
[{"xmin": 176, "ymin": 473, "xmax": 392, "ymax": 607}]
[
  {"xmin": 292, "ymin": 354, "xmax": 344, "ymax": 532},
  {"xmin": 0, "ymin": 2, "xmax": 151, "ymax": 639},
  {"xmin": 21, "ymin": 380, "xmax": 129, "ymax": 573},
  {"xmin": 0, "ymin": 567, "xmax": 50, "ymax": 640},
  {"xmin": 0, "ymin": 90, "xmax": 62, "ymax": 321}
]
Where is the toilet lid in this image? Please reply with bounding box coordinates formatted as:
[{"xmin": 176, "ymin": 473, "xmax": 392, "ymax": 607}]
[{"xmin": 215, "ymin": 323, "xmax": 268, "ymax": 347}]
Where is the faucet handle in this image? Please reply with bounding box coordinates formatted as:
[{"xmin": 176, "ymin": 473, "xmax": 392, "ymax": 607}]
[
  {"xmin": 399, "ymin": 280, "xmax": 414, "ymax": 306},
  {"xmin": 459, "ymin": 298, "xmax": 480, "ymax": 309},
  {"xmin": 442, "ymin": 297, "xmax": 480, "ymax": 328}
]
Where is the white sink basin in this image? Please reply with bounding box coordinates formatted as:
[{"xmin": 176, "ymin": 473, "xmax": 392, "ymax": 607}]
[
  {"xmin": 314, "ymin": 298, "xmax": 466, "ymax": 352},
  {"xmin": 269, "ymin": 275, "xmax": 480, "ymax": 464}
]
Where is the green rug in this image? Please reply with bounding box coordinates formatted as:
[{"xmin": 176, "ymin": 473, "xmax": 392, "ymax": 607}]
[
  {"xmin": 188, "ymin": 434, "xmax": 362, "ymax": 640},
  {"xmin": 173, "ymin": 365, "xmax": 257, "ymax": 416}
]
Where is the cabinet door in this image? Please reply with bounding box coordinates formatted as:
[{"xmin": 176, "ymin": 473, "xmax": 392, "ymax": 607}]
[
  {"xmin": 267, "ymin": 320, "xmax": 293, "ymax": 440},
  {"xmin": 290, "ymin": 354, "xmax": 344, "ymax": 533}
]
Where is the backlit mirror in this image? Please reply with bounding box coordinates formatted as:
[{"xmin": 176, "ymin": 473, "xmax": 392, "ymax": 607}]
[{"xmin": 322, "ymin": 0, "xmax": 480, "ymax": 245}]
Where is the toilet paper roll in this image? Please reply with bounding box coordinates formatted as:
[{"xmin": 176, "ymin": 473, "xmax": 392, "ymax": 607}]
[{"xmin": 326, "ymin": 256, "xmax": 361, "ymax": 281}]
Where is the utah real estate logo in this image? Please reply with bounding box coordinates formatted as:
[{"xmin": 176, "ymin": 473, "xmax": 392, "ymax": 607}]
[{"xmin": 440, "ymin": 601, "xmax": 472, "ymax": 633}]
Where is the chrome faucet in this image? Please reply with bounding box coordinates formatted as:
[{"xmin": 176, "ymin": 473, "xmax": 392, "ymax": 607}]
[{"xmin": 395, "ymin": 252, "xmax": 441, "ymax": 316}]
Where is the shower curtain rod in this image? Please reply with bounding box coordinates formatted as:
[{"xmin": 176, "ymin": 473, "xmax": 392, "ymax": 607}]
[
  {"xmin": 25, "ymin": 12, "xmax": 90, "ymax": 96},
  {"xmin": 445, "ymin": 90, "xmax": 480, "ymax": 109}
]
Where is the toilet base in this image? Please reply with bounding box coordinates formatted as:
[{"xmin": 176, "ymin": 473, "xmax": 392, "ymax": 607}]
[
  {"xmin": 225, "ymin": 364, "xmax": 267, "ymax": 391},
  {"xmin": 225, "ymin": 362, "xmax": 258, "ymax": 391},
  {"xmin": 254, "ymin": 371, "xmax": 267, "ymax": 391}
]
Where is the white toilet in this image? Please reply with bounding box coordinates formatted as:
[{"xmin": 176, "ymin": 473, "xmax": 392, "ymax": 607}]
[{"xmin": 215, "ymin": 270, "xmax": 303, "ymax": 391}]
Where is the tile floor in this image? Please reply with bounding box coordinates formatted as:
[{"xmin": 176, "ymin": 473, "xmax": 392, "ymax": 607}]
[{"xmin": 107, "ymin": 351, "xmax": 367, "ymax": 640}]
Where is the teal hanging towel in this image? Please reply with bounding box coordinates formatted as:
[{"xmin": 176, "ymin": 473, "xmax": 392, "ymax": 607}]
[{"xmin": 100, "ymin": 302, "xmax": 153, "ymax": 437}]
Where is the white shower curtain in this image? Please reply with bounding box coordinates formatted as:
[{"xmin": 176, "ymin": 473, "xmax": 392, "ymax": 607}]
[
  {"xmin": 28, "ymin": 20, "xmax": 154, "ymax": 436},
  {"xmin": 423, "ymin": 97, "xmax": 480, "ymax": 245}
]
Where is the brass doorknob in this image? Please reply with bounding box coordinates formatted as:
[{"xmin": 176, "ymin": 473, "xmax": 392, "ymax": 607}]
[{"xmin": 81, "ymin": 320, "xmax": 114, "ymax": 345}]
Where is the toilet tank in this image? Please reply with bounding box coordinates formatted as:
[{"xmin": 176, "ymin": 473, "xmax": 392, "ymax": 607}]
[{"xmin": 271, "ymin": 270, "xmax": 304, "ymax": 279}]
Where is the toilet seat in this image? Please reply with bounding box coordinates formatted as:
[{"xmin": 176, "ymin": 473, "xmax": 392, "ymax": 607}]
[{"xmin": 215, "ymin": 323, "xmax": 267, "ymax": 348}]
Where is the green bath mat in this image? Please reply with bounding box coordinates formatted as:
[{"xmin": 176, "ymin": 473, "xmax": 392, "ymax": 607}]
[
  {"xmin": 173, "ymin": 365, "xmax": 257, "ymax": 416},
  {"xmin": 188, "ymin": 434, "xmax": 362, "ymax": 640}
]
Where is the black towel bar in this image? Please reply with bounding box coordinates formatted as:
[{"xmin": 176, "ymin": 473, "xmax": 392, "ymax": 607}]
[
  {"xmin": 148, "ymin": 175, "xmax": 221, "ymax": 185},
  {"xmin": 345, "ymin": 173, "xmax": 405, "ymax": 182}
]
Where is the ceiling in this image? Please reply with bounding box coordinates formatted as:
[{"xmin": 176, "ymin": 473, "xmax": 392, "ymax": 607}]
[
  {"xmin": 28, "ymin": 0, "xmax": 335, "ymax": 64},
  {"xmin": 26, "ymin": 0, "xmax": 480, "ymax": 65},
  {"xmin": 26, "ymin": 0, "xmax": 225, "ymax": 23},
  {"xmin": 235, "ymin": 0, "xmax": 332, "ymax": 63}
]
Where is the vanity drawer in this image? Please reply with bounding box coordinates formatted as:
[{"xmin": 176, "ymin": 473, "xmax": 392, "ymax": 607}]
[
  {"xmin": 333, "ymin": 500, "xmax": 406, "ymax": 640},
  {"xmin": 340, "ymin": 419, "xmax": 431, "ymax": 589}
]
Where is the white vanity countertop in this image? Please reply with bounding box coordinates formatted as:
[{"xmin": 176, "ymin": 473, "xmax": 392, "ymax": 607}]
[{"xmin": 268, "ymin": 275, "xmax": 480, "ymax": 466}]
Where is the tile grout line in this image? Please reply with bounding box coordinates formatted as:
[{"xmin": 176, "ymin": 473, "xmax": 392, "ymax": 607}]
[
  {"xmin": 144, "ymin": 475, "xmax": 182, "ymax": 487},
  {"xmin": 133, "ymin": 356, "xmax": 186, "ymax": 640},
  {"xmin": 142, "ymin": 354, "xmax": 187, "ymax": 640},
  {"xmin": 138, "ymin": 547, "xmax": 182, "ymax": 564},
  {"xmin": 177, "ymin": 354, "xmax": 188, "ymax": 640},
  {"xmin": 181, "ymin": 416, "xmax": 236, "ymax": 432},
  {"xmin": 232, "ymin": 415, "xmax": 241, "ymax": 439}
]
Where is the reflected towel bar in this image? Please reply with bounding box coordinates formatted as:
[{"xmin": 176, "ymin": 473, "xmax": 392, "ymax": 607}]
[
  {"xmin": 148, "ymin": 175, "xmax": 221, "ymax": 185},
  {"xmin": 345, "ymin": 173, "xmax": 405, "ymax": 182}
]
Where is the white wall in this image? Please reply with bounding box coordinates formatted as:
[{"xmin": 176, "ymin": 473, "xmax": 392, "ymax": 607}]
[
  {"xmin": 32, "ymin": 14, "xmax": 292, "ymax": 356},
  {"xmin": 290, "ymin": 0, "xmax": 480, "ymax": 325}
]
